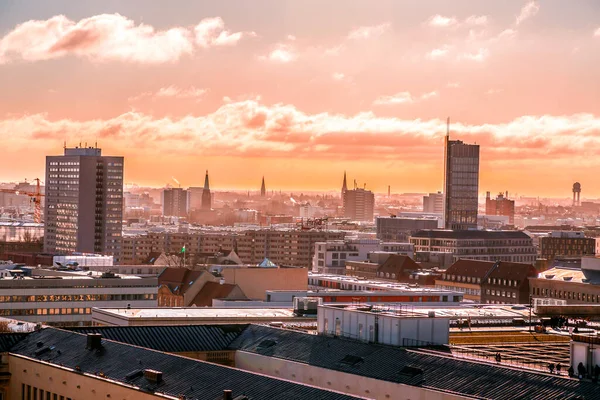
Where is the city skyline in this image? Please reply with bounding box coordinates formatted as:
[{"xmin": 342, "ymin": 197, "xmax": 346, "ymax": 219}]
[{"xmin": 2, "ymin": 1, "xmax": 600, "ymax": 196}]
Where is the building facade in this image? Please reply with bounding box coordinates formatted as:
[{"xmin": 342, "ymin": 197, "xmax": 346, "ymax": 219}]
[
  {"xmin": 435, "ymin": 259, "xmax": 537, "ymax": 304},
  {"xmin": 44, "ymin": 147, "xmax": 123, "ymax": 261},
  {"xmin": 376, "ymin": 217, "xmax": 438, "ymax": 241},
  {"xmin": 443, "ymin": 127, "xmax": 480, "ymax": 230},
  {"xmin": 343, "ymin": 188, "xmax": 374, "ymax": 222},
  {"xmin": 162, "ymin": 188, "xmax": 189, "ymax": 217},
  {"xmin": 423, "ymin": 191, "xmax": 444, "ymax": 213},
  {"xmin": 410, "ymin": 230, "xmax": 537, "ymax": 264},
  {"xmin": 540, "ymin": 231, "xmax": 595, "ymax": 261},
  {"xmin": 485, "ymin": 192, "xmax": 515, "ymax": 225}
]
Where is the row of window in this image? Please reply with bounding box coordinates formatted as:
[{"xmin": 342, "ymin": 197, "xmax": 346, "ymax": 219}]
[
  {"xmin": 486, "ymin": 289, "xmax": 517, "ymax": 298},
  {"xmin": 22, "ymin": 383, "xmax": 71, "ymax": 400},
  {"xmin": 0, "ymin": 293, "xmax": 156, "ymax": 302},
  {"xmin": 533, "ymin": 287, "xmax": 600, "ymax": 303}
]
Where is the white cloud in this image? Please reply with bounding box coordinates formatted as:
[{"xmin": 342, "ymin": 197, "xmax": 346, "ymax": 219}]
[
  {"xmin": 332, "ymin": 72, "xmax": 346, "ymax": 81},
  {"xmin": 260, "ymin": 44, "xmax": 297, "ymax": 63},
  {"xmin": 594, "ymin": 27, "xmax": 600, "ymax": 37},
  {"xmin": 459, "ymin": 48, "xmax": 489, "ymax": 62},
  {"xmin": 427, "ymin": 15, "xmax": 458, "ymax": 28},
  {"xmin": 374, "ymin": 90, "xmax": 438, "ymax": 105},
  {"xmin": 287, "ymin": 35, "xmax": 296, "ymax": 41},
  {"xmin": 0, "ymin": 14, "xmax": 253, "ymax": 64},
  {"xmin": 426, "ymin": 45, "xmax": 451, "ymax": 60},
  {"xmin": 446, "ymin": 82, "xmax": 460, "ymax": 88},
  {"xmin": 516, "ymin": 1, "xmax": 540, "ymax": 25},
  {"xmin": 347, "ymin": 23, "xmax": 391, "ymax": 39},
  {"xmin": 129, "ymin": 85, "xmax": 207, "ymax": 102},
  {"xmin": 486, "ymin": 88, "xmax": 504, "ymax": 95},
  {"xmin": 465, "ymin": 15, "xmax": 488, "ymax": 26}
]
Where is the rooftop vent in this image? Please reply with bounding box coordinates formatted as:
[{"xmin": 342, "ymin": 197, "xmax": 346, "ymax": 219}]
[
  {"xmin": 34, "ymin": 346, "xmax": 50, "ymax": 357},
  {"xmin": 544, "ymin": 274, "xmax": 555, "ymax": 279},
  {"xmin": 143, "ymin": 369, "xmax": 163, "ymax": 383},
  {"xmin": 339, "ymin": 355, "xmax": 364, "ymax": 366},
  {"xmin": 563, "ymin": 276, "xmax": 573, "ymax": 281},
  {"xmin": 86, "ymin": 333, "xmax": 102, "ymax": 350},
  {"xmin": 125, "ymin": 369, "xmax": 143, "ymax": 381},
  {"xmin": 257, "ymin": 340, "xmax": 277, "ymax": 350},
  {"xmin": 398, "ymin": 366, "xmax": 423, "ymax": 378},
  {"xmin": 223, "ymin": 390, "xmax": 233, "ymax": 400}
]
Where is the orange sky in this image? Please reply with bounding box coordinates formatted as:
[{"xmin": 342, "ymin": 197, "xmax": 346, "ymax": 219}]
[{"xmin": 1, "ymin": 1, "xmax": 600, "ymax": 196}]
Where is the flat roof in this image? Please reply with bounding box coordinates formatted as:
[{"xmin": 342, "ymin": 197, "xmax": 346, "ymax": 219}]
[
  {"xmin": 95, "ymin": 307, "xmax": 303, "ymax": 320},
  {"xmin": 309, "ymin": 273, "xmax": 461, "ymax": 294},
  {"xmin": 321, "ymin": 304, "xmax": 531, "ymax": 319}
]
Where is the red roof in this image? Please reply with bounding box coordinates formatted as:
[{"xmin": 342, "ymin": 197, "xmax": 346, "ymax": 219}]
[
  {"xmin": 191, "ymin": 282, "xmax": 245, "ymax": 307},
  {"xmin": 158, "ymin": 268, "xmax": 205, "ymax": 295}
]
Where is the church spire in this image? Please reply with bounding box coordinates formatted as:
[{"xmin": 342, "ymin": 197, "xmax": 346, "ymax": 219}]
[
  {"xmin": 261, "ymin": 176, "xmax": 266, "ymax": 197},
  {"xmin": 342, "ymin": 171, "xmax": 347, "ymax": 193},
  {"xmin": 202, "ymin": 170, "xmax": 211, "ymax": 210}
]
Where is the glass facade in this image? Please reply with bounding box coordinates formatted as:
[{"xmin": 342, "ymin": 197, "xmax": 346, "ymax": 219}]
[{"xmin": 443, "ymin": 138, "xmax": 480, "ymax": 230}]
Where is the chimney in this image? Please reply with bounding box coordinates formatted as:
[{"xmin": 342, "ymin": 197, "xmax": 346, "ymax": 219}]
[
  {"xmin": 505, "ymin": 190, "xmax": 509, "ymax": 199},
  {"xmin": 486, "ymin": 191, "xmax": 490, "ymax": 200},
  {"xmin": 86, "ymin": 333, "xmax": 102, "ymax": 350},
  {"xmin": 143, "ymin": 369, "xmax": 163, "ymax": 383},
  {"xmin": 223, "ymin": 390, "xmax": 233, "ymax": 400}
]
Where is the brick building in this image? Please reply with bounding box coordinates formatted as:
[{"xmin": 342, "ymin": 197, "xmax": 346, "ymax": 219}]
[
  {"xmin": 539, "ymin": 231, "xmax": 595, "ymax": 262},
  {"xmin": 485, "ymin": 192, "xmax": 515, "ymax": 225}
]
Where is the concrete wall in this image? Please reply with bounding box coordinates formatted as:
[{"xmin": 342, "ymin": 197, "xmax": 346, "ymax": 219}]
[
  {"xmin": 221, "ymin": 267, "xmax": 308, "ymax": 300},
  {"xmin": 235, "ymin": 351, "xmax": 467, "ymax": 400},
  {"xmin": 570, "ymin": 340, "xmax": 600, "ymax": 376},
  {"xmin": 9, "ymin": 355, "xmax": 158, "ymax": 400}
]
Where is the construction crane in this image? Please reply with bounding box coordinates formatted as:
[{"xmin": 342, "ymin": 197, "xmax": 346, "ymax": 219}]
[{"xmin": 0, "ymin": 178, "xmax": 44, "ymax": 223}]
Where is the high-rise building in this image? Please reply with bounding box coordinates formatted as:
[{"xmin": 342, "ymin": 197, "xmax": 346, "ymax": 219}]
[
  {"xmin": 261, "ymin": 177, "xmax": 266, "ymax": 197},
  {"xmin": 343, "ymin": 188, "xmax": 374, "ymax": 222},
  {"xmin": 443, "ymin": 118, "xmax": 480, "ymax": 230},
  {"xmin": 44, "ymin": 147, "xmax": 123, "ymax": 260},
  {"xmin": 485, "ymin": 191, "xmax": 515, "ymax": 225},
  {"xmin": 201, "ymin": 170, "xmax": 212, "ymax": 210},
  {"xmin": 188, "ymin": 187, "xmax": 204, "ymax": 210},
  {"xmin": 162, "ymin": 188, "xmax": 189, "ymax": 217},
  {"xmin": 423, "ymin": 192, "xmax": 444, "ymax": 213}
]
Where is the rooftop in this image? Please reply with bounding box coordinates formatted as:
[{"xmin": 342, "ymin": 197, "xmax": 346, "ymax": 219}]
[
  {"xmin": 533, "ymin": 267, "xmax": 587, "ymax": 283},
  {"xmin": 94, "ymin": 307, "xmax": 309, "ymax": 321},
  {"xmin": 411, "ymin": 230, "xmax": 532, "ymax": 240},
  {"xmin": 10, "ymin": 327, "xmax": 361, "ymax": 400},
  {"xmin": 229, "ymin": 325, "xmax": 600, "ymax": 400},
  {"xmin": 309, "ymin": 273, "xmax": 460, "ymax": 293}
]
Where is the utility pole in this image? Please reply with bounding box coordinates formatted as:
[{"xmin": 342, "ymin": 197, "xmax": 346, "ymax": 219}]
[{"xmin": 529, "ymin": 294, "xmax": 533, "ymax": 333}]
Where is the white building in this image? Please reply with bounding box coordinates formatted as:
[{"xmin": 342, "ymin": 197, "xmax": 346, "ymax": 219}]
[
  {"xmin": 312, "ymin": 238, "xmax": 414, "ymax": 274},
  {"xmin": 0, "ymin": 270, "xmax": 157, "ymax": 326},
  {"xmin": 318, "ymin": 304, "xmax": 450, "ymax": 346},
  {"xmin": 53, "ymin": 254, "xmax": 114, "ymax": 267}
]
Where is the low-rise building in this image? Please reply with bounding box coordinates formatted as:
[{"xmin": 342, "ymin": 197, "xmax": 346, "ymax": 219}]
[
  {"xmin": 435, "ymin": 259, "xmax": 537, "ymax": 304},
  {"xmin": 0, "ymin": 270, "xmax": 157, "ymax": 326},
  {"xmin": 540, "ymin": 231, "xmax": 595, "ymax": 262},
  {"xmin": 410, "ymin": 230, "xmax": 537, "ymax": 264},
  {"xmin": 346, "ymin": 254, "xmax": 440, "ymax": 285}
]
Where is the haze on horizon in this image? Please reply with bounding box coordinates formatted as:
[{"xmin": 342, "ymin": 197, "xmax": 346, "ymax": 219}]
[{"xmin": 1, "ymin": 0, "xmax": 600, "ymax": 197}]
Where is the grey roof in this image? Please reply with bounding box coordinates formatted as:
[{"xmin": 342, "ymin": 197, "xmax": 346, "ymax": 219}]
[
  {"xmin": 0, "ymin": 333, "xmax": 27, "ymax": 351},
  {"xmin": 9, "ymin": 328, "xmax": 361, "ymax": 400},
  {"xmin": 67, "ymin": 324, "xmax": 247, "ymax": 352},
  {"xmin": 411, "ymin": 229, "xmax": 531, "ymax": 240},
  {"xmin": 230, "ymin": 325, "xmax": 600, "ymax": 400}
]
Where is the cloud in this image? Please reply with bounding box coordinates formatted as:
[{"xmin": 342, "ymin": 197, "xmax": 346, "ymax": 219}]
[
  {"xmin": 516, "ymin": 1, "xmax": 540, "ymax": 25},
  {"xmin": 459, "ymin": 48, "xmax": 489, "ymax": 62},
  {"xmin": 465, "ymin": 16, "xmax": 488, "ymax": 26},
  {"xmin": 446, "ymin": 82, "xmax": 460, "ymax": 88},
  {"xmin": 427, "ymin": 15, "xmax": 458, "ymax": 28},
  {"xmin": 347, "ymin": 23, "xmax": 391, "ymax": 39},
  {"xmin": 486, "ymin": 88, "xmax": 504, "ymax": 95},
  {"xmin": 260, "ymin": 43, "xmax": 297, "ymax": 63},
  {"xmin": 373, "ymin": 90, "xmax": 438, "ymax": 105},
  {"xmin": 426, "ymin": 45, "xmax": 451, "ymax": 60},
  {"xmin": 332, "ymin": 72, "xmax": 346, "ymax": 81},
  {"xmin": 5, "ymin": 102, "xmax": 600, "ymax": 165},
  {"xmin": 594, "ymin": 27, "xmax": 600, "ymax": 37},
  {"xmin": 129, "ymin": 85, "xmax": 207, "ymax": 102},
  {"xmin": 194, "ymin": 17, "xmax": 255, "ymax": 48},
  {"xmin": 0, "ymin": 14, "xmax": 252, "ymax": 64}
]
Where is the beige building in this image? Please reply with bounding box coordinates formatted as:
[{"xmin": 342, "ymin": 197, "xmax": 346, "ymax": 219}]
[{"xmin": 121, "ymin": 229, "xmax": 345, "ymax": 268}]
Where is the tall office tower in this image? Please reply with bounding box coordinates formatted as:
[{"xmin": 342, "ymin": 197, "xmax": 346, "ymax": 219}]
[
  {"xmin": 44, "ymin": 147, "xmax": 123, "ymax": 261},
  {"xmin": 343, "ymin": 188, "xmax": 375, "ymax": 222},
  {"xmin": 201, "ymin": 170, "xmax": 212, "ymax": 210},
  {"xmin": 443, "ymin": 118, "xmax": 480, "ymax": 230},
  {"xmin": 162, "ymin": 188, "xmax": 189, "ymax": 217},
  {"xmin": 261, "ymin": 177, "xmax": 266, "ymax": 197}
]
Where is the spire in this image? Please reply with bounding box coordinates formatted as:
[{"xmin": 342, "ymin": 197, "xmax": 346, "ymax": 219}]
[
  {"xmin": 446, "ymin": 117, "xmax": 450, "ymax": 138},
  {"xmin": 342, "ymin": 171, "xmax": 347, "ymax": 193},
  {"xmin": 203, "ymin": 170, "xmax": 210, "ymax": 190},
  {"xmin": 261, "ymin": 176, "xmax": 266, "ymax": 197}
]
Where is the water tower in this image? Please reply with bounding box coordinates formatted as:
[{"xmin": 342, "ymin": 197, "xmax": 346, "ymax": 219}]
[{"xmin": 572, "ymin": 182, "xmax": 581, "ymax": 207}]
